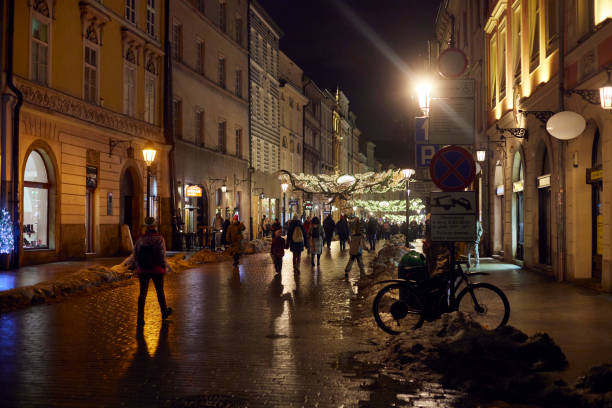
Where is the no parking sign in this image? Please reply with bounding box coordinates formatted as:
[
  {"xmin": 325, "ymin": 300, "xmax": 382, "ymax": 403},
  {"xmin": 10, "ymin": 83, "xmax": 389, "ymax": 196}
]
[{"xmin": 429, "ymin": 146, "xmax": 475, "ymax": 192}]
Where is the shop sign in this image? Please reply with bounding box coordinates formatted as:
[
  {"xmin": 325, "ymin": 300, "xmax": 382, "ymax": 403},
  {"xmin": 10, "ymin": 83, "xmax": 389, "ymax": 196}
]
[
  {"xmin": 86, "ymin": 166, "xmax": 97, "ymax": 188},
  {"xmin": 289, "ymin": 199, "xmax": 299, "ymax": 206},
  {"xmin": 303, "ymin": 200, "xmax": 312, "ymax": 209},
  {"xmin": 513, "ymin": 180, "xmax": 524, "ymax": 192},
  {"xmin": 185, "ymin": 185, "xmax": 203, "ymax": 197},
  {"xmin": 587, "ymin": 168, "xmax": 603, "ymax": 184},
  {"xmin": 496, "ymin": 185, "xmax": 504, "ymax": 196},
  {"xmin": 537, "ymin": 175, "xmax": 551, "ymax": 189}
]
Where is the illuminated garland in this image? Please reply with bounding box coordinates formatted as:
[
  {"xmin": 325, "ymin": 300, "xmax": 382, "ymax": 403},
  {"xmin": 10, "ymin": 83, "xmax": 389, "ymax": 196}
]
[
  {"xmin": 0, "ymin": 208, "xmax": 14, "ymax": 254},
  {"xmin": 352, "ymin": 198, "xmax": 426, "ymax": 214}
]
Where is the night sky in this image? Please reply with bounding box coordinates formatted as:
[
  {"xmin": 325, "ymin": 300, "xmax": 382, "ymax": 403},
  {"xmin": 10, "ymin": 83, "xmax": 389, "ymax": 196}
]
[{"xmin": 258, "ymin": 0, "xmax": 441, "ymax": 162}]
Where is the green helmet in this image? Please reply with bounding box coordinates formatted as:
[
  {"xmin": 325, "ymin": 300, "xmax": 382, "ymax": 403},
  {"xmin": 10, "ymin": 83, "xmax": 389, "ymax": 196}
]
[{"xmin": 399, "ymin": 250, "xmax": 425, "ymax": 267}]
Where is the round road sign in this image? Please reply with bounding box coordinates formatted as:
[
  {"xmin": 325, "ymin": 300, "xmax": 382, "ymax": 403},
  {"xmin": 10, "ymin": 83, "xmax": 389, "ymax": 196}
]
[
  {"xmin": 429, "ymin": 146, "xmax": 476, "ymax": 191},
  {"xmin": 438, "ymin": 48, "xmax": 468, "ymax": 79}
]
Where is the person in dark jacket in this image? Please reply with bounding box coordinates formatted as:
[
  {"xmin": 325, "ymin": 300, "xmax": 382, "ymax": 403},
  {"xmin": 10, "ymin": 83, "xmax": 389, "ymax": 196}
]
[
  {"xmin": 366, "ymin": 217, "xmax": 378, "ymax": 252},
  {"xmin": 323, "ymin": 215, "xmax": 335, "ymax": 249},
  {"xmin": 221, "ymin": 218, "xmax": 230, "ymax": 248},
  {"xmin": 134, "ymin": 217, "xmax": 172, "ymax": 327},
  {"xmin": 286, "ymin": 214, "xmax": 308, "ymax": 273},
  {"xmin": 226, "ymin": 214, "xmax": 246, "ymax": 267},
  {"xmin": 270, "ymin": 225, "xmax": 285, "ymax": 274},
  {"xmin": 336, "ymin": 215, "xmax": 350, "ymax": 251}
]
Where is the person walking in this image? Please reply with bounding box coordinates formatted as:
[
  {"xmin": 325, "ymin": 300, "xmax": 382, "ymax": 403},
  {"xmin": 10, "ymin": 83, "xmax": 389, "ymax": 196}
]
[
  {"xmin": 304, "ymin": 216, "xmax": 312, "ymax": 235},
  {"xmin": 336, "ymin": 215, "xmax": 349, "ymax": 251},
  {"xmin": 468, "ymin": 220, "xmax": 484, "ymax": 267},
  {"xmin": 286, "ymin": 214, "xmax": 308, "ymax": 273},
  {"xmin": 221, "ymin": 217, "xmax": 230, "ymax": 250},
  {"xmin": 226, "ymin": 214, "xmax": 246, "ymax": 267},
  {"xmin": 134, "ymin": 217, "xmax": 172, "ymax": 327},
  {"xmin": 345, "ymin": 219, "xmax": 366, "ymax": 278},
  {"xmin": 308, "ymin": 216, "xmax": 324, "ymax": 266},
  {"xmin": 212, "ymin": 213, "xmax": 223, "ymax": 251},
  {"xmin": 270, "ymin": 224, "xmax": 285, "ymax": 274},
  {"xmin": 323, "ymin": 214, "xmax": 335, "ymax": 249},
  {"xmin": 366, "ymin": 216, "xmax": 378, "ymax": 252}
]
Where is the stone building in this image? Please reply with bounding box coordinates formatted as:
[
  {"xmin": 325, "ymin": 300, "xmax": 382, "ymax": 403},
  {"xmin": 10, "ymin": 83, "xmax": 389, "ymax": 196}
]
[
  {"xmin": 331, "ymin": 88, "xmax": 352, "ymax": 174},
  {"xmin": 303, "ymin": 76, "xmax": 324, "ymax": 176},
  {"xmin": 1, "ymin": 0, "xmax": 169, "ymax": 266},
  {"xmin": 279, "ymin": 51, "xmax": 306, "ymax": 175},
  {"xmin": 170, "ymin": 0, "xmax": 250, "ymax": 248},
  {"xmin": 249, "ymin": 0, "xmax": 283, "ymax": 230},
  {"xmin": 437, "ymin": 0, "xmax": 612, "ymax": 290},
  {"xmin": 321, "ymin": 90, "xmax": 336, "ymax": 175}
]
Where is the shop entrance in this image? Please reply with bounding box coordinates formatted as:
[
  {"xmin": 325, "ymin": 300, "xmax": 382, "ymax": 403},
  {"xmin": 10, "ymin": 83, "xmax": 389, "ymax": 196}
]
[
  {"xmin": 538, "ymin": 148, "xmax": 552, "ymax": 266},
  {"xmin": 592, "ymin": 130, "xmax": 602, "ymax": 280},
  {"xmin": 512, "ymin": 152, "xmax": 524, "ymax": 261},
  {"xmin": 120, "ymin": 167, "xmax": 141, "ymax": 240}
]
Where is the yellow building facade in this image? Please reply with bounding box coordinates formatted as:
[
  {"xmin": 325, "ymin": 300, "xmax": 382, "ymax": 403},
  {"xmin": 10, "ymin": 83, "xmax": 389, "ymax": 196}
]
[{"xmin": 3, "ymin": 0, "xmax": 169, "ymax": 266}]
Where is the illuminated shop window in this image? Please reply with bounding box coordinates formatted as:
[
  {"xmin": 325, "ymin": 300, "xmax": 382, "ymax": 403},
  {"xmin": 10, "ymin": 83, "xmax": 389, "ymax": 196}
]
[{"xmin": 23, "ymin": 151, "xmax": 50, "ymax": 249}]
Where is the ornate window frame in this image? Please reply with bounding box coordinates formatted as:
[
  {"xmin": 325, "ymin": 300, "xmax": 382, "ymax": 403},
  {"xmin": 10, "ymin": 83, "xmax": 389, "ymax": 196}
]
[{"xmin": 29, "ymin": 0, "xmax": 54, "ymax": 86}]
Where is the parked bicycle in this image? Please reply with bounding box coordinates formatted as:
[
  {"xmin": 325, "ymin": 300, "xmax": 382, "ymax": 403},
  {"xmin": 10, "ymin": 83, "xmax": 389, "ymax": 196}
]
[{"xmin": 372, "ymin": 260, "xmax": 510, "ymax": 335}]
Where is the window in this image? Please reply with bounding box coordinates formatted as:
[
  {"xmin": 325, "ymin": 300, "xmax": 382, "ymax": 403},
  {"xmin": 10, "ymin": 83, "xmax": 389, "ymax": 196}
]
[
  {"xmin": 235, "ymin": 69, "xmax": 242, "ymax": 97},
  {"xmin": 282, "ymin": 136, "xmax": 287, "ymax": 148},
  {"xmin": 499, "ymin": 23, "xmax": 507, "ymax": 99},
  {"xmin": 235, "ymin": 128, "xmax": 242, "ymax": 158},
  {"xmin": 219, "ymin": 1, "xmax": 227, "ymax": 32},
  {"xmin": 235, "ymin": 17, "xmax": 243, "ymax": 44},
  {"xmin": 173, "ymin": 98, "xmax": 182, "ymax": 139},
  {"xmin": 195, "ymin": 109, "xmax": 204, "ymax": 146},
  {"xmin": 123, "ymin": 63, "xmax": 136, "ymax": 116},
  {"xmin": 84, "ymin": 45, "xmax": 98, "ymax": 103},
  {"xmin": 489, "ymin": 34, "xmax": 497, "ymax": 107},
  {"xmin": 126, "ymin": 0, "xmax": 136, "ymax": 23},
  {"xmin": 23, "ymin": 151, "xmax": 50, "ymax": 249},
  {"xmin": 147, "ymin": 0, "xmax": 157, "ymax": 38},
  {"xmin": 218, "ymin": 56, "xmax": 226, "ymax": 88},
  {"xmin": 577, "ymin": 0, "xmax": 595, "ymax": 36},
  {"xmin": 512, "ymin": 4, "xmax": 522, "ymax": 81},
  {"xmin": 297, "ymin": 143, "xmax": 301, "ymax": 154},
  {"xmin": 546, "ymin": 0, "xmax": 558, "ymax": 53},
  {"xmin": 218, "ymin": 121, "xmax": 227, "ymax": 153},
  {"xmin": 196, "ymin": 40, "xmax": 205, "ymax": 74},
  {"xmin": 290, "ymin": 140, "xmax": 294, "ymax": 153},
  {"xmin": 31, "ymin": 16, "xmax": 49, "ymax": 85},
  {"xmin": 595, "ymin": 0, "xmax": 612, "ymax": 25},
  {"xmin": 529, "ymin": 0, "xmax": 540, "ymax": 71},
  {"xmin": 144, "ymin": 72, "xmax": 157, "ymax": 124},
  {"xmin": 172, "ymin": 22, "xmax": 183, "ymax": 61}
]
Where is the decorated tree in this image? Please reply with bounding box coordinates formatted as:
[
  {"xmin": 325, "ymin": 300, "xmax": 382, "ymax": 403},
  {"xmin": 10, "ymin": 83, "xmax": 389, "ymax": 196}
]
[{"xmin": 0, "ymin": 208, "xmax": 14, "ymax": 254}]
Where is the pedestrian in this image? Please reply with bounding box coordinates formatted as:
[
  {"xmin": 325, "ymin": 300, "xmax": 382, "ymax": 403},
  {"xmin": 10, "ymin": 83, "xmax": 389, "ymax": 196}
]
[
  {"xmin": 336, "ymin": 215, "xmax": 349, "ymax": 251},
  {"xmin": 221, "ymin": 217, "xmax": 230, "ymax": 250},
  {"xmin": 308, "ymin": 216, "xmax": 324, "ymax": 266},
  {"xmin": 391, "ymin": 223, "xmax": 400, "ymax": 235},
  {"xmin": 270, "ymin": 224, "xmax": 285, "ymax": 274},
  {"xmin": 383, "ymin": 220, "xmax": 390, "ymax": 240},
  {"xmin": 260, "ymin": 215, "xmax": 267, "ymax": 238},
  {"xmin": 304, "ymin": 216, "xmax": 312, "ymax": 234},
  {"xmin": 323, "ymin": 214, "xmax": 335, "ymax": 249},
  {"xmin": 212, "ymin": 213, "xmax": 223, "ymax": 251},
  {"xmin": 134, "ymin": 216, "xmax": 172, "ymax": 327},
  {"xmin": 345, "ymin": 219, "xmax": 366, "ymax": 278},
  {"xmin": 271, "ymin": 218, "xmax": 281, "ymax": 234},
  {"xmin": 286, "ymin": 214, "xmax": 308, "ymax": 273},
  {"xmin": 264, "ymin": 216, "xmax": 271, "ymax": 237},
  {"xmin": 366, "ymin": 216, "xmax": 378, "ymax": 252},
  {"xmin": 468, "ymin": 220, "xmax": 484, "ymax": 267},
  {"xmin": 226, "ymin": 214, "xmax": 246, "ymax": 267}
]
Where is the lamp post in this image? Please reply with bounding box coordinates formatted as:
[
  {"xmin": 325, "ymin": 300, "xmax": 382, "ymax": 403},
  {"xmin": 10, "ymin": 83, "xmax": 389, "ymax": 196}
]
[
  {"xmin": 416, "ymin": 81, "xmax": 432, "ymax": 117},
  {"xmin": 401, "ymin": 168, "xmax": 415, "ymax": 246},
  {"xmin": 142, "ymin": 142, "xmax": 157, "ymax": 218},
  {"xmin": 281, "ymin": 183, "xmax": 288, "ymax": 232}
]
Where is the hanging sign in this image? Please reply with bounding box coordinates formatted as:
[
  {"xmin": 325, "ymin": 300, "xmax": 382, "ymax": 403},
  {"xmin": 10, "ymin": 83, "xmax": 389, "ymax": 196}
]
[
  {"xmin": 430, "ymin": 191, "xmax": 477, "ymax": 242},
  {"xmin": 496, "ymin": 185, "xmax": 505, "ymax": 196},
  {"xmin": 537, "ymin": 175, "xmax": 551, "ymax": 189},
  {"xmin": 587, "ymin": 167, "xmax": 603, "ymax": 184},
  {"xmin": 429, "ymin": 146, "xmax": 476, "ymax": 192},
  {"xmin": 513, "ymin": 180, "xmax": 524, "ymax": 192},
  {"xmin": 185, "ymin": 185, "xmax": 203, "ymax": 197}
]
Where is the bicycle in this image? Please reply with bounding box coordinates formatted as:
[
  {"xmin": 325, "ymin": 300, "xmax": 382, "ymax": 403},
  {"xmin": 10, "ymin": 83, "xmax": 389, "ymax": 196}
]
[{"xmin": 372, "ymin": 260, "xmax": 510, "ymax": 335}]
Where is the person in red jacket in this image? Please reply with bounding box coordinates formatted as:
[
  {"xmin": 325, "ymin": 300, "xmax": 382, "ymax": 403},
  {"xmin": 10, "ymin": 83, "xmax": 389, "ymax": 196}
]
[
  {"xmin": 134, "ymin": 217, "xmax": 172, "ymax": 327},
  {"xmin": 270, "ymin": 224, "xmax": 285, "ymax": 274}
]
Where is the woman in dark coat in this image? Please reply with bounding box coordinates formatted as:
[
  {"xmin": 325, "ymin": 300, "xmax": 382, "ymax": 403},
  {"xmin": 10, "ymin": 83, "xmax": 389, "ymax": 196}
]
[
  {"xmin": 336, "ymin": 215, "xmax": 350, "ymax": 251},
  {"xmin": 286, "ymin": 214, "xmax": 308, "ymax": 273},
  {"xmin": 323, "ymin": 214, "xmax": 335, "ymax": 249}
]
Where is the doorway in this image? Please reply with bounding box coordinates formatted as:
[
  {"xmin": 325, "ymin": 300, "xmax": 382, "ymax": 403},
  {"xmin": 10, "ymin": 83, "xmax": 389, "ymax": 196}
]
[
  {"xmin": 85, "ymin": 187, "xmax": 95, "ymax": 253},
  {"xmin": 592, "ymin": 130, "xmax": 602, "ymax": 280},
  {"xmin": 512, "ymin": 152, "xmax": 524, "ymax": 261},
  {"xmin": 538, "ymin": 148, "xmax": 552, "ymax": 265},
  {"xmin": 120, "ymin": 167, "xmax": 141, "ymax": 240}
]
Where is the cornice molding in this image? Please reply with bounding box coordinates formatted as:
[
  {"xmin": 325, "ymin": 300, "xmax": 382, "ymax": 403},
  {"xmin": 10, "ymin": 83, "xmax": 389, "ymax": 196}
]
[{"xmin": 16, "ymin": 77, "xmax": 163, "ymax": 142}]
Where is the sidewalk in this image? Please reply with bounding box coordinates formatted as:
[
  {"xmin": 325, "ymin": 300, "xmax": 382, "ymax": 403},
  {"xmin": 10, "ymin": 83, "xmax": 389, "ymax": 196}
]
[{"xmin": 0, "ymin": 257, "xmax": 125, "ymax": 292}]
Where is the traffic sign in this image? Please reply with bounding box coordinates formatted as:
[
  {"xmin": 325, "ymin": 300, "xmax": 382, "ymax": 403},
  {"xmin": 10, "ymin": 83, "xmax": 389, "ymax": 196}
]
[
  {"xmin": 415, "ymin": 117, "xmax": 427, "ymax": 143},
  {"xmin": 416, "ymin": 144, "xmax": 442, "ymax": 168},
  {"xmin": 438, "ymin": 48, "xmax": 468, "ymax": 78},
  {"xmin": 430, "ymin": 191, "xmax": 477, "ymax": 242},
  {"xmin": 429, "ymin": 146, "xmax": 476, "ymax": 192}
]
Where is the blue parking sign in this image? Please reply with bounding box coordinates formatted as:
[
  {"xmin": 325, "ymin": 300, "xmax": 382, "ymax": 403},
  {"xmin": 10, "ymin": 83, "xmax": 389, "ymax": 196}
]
[
  {"xmin": 415, "ymin": 117, "xmax": 427, "ymax": 143},
  {"xmin": 416, "ymin": 144, "xmax": 441, "ymax": 168}
]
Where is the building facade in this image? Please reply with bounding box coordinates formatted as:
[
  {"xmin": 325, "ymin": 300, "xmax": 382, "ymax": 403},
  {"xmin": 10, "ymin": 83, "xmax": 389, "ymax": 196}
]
[
  {"xmin": 2, "ymin": 0, "xmax": 169, "ymax": 266},
  {"xmin": 303, "ymin": 76, "xmax": 323, "ymax": 176},
  {"xmin": 170, "ymin": 0, "xmax": 250, "ymax": 247}
]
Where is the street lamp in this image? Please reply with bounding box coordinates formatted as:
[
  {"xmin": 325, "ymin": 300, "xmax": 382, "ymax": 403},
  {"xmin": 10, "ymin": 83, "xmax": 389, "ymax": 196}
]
[
  {"xmin": 281, "ymin": 182, "xmax": 288, "ymax": 230},
  {"xmin": 401, "ymin": 168, "xmax": 414, "ymax": 246},
  {"xmin": 221, "ymin": 184, "xmax": 227, "ymax": 193},
  {"xmin": 476, "ymin": 150, "xmax": 486, "ymax": 162},
  {"xmin": 416, "ymin": 81, "xmax": 432, "ymax": 116},
  {"xmin": 142, "ymin": 142, "xmax": 157, "ymax": 218},
  {"xmin": 600, "ymin": 69, "xmax": 612, "ymax": 109}
]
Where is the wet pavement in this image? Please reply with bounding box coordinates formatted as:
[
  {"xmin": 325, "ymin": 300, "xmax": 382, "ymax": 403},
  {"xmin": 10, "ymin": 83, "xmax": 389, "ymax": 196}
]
[{"xmin": 0, "ymin": 243, "xmax": 611, "ymax": 407}]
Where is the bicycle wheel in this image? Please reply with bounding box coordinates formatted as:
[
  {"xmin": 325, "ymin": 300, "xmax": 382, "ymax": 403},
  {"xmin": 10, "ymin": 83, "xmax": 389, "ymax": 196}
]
[
  {"xmin": 372, "ymin": 283, "xmax": 425, "ymax": 335},
  {"xmin": 455, "ymin": 283, "xmax": 510, "ymax": 330}
]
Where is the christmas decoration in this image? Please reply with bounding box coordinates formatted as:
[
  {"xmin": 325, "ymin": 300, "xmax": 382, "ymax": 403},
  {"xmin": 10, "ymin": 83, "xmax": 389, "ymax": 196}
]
[
  {"xmin": 352, "ymin": 198, "xmax": 426, "ymax": 214},
  {"xmin": 0, "ymin": 208, "xmax": 15, "ymax": 254}
]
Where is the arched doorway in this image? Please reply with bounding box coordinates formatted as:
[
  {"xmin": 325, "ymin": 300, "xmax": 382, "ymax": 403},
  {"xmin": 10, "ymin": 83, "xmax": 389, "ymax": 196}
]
[
  {"xmin": 493, "ymin": 161, "xmax": 505, "ymax": 254},
  {"xmin": 592, "ymin": 129, "xmax": 602, "ymax": 280},
  {"xmin": 23, "ymin": 150, "xmax": 55, "ymax": 249},
  {"xmin": 537, "ymin": 147, "xmax": 552, "ymax": 265},
  {"xmin": 120, "ymin": 166, "xmax": 141, "ymax": 240},
  {"xmin": 512, "ymin": 151, "xmax": 524, "ymax": 261}
]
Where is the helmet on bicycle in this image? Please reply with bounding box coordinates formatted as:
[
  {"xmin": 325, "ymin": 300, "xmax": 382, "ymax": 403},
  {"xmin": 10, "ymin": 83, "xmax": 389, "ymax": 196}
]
[{"xmin": 399, "ymin": 250, "xmax": 426, "ymax": 267}]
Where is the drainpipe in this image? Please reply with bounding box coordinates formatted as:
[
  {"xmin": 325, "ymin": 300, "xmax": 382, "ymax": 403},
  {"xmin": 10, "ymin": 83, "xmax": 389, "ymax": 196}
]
[
  {"xmin": 7, "ymin": 0, "xmax": 23, "ymax": 268},
  {"xmin": 1, "ymin": 0, "xmax": 7, "ymax": 210},
  {"xmin": 247, "ymin": 0, "xmax": 253, "ymax": 240},
  {"xmin": 557, "ymin": 0, "xmax": 566, "ymax": 281},
  {"xmin": 163, "ymin": 0, "xmax": 179, "ymax": 249}
]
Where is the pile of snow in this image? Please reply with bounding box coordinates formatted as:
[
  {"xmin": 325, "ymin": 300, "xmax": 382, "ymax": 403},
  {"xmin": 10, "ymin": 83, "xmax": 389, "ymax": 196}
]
[
  {"xmin": 186, "ymin": 249, "xmax": 231, "ymax": 265},
  {"xmin": 359, "ymin": 235, "xmax": 408, "ymax": 290},
  {"xmin": 244, "ymin": 238, "xmax": 269, "ymax": 254}
]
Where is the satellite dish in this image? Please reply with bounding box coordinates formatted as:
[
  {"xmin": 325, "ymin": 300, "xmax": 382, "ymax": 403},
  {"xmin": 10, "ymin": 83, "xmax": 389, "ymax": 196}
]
[{"xmin": 546, "ymin": 111, "xmax": 586, "ymax": 140}]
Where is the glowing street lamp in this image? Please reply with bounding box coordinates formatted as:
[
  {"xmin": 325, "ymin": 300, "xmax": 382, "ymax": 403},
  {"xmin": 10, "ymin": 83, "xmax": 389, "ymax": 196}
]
[
  {"xmin": 416, "ymin": 81, "xmax": 432, "ymax": 116},
  {"xmin": 221, "ymin": 184, "xmax": 227, "ymax": 193},
  {"xmin": 476, "ymin": 150, "xmax": 486, "ymax": 162},
  {"xmin": 142, "ymin": 142, "xmax": 157, "ymax": 218},
  {"xmin": 401, "ymin": 168, "xmax": 415, "ymax": 180},
  {"xmin": 600, "ymin": 69, "xmax": 612, "ymax": 110}
]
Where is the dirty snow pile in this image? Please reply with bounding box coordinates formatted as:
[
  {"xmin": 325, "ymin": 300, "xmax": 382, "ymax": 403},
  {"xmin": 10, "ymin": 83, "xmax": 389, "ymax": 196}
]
[
  {"xmin": 356, "ymin": 312, "xmax": 612, "ymax": 407},
  {"xmin": 244, "ymin": 238, "xmax": 270, "ymax": 254},
  {"xmin": 357, "ymin": 234, "xmax": 408, "ymax": 293}
]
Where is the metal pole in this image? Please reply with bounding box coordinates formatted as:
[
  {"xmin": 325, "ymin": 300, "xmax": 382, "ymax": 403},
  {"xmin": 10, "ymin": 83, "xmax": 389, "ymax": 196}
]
[
  {"xmin": 282, "ymin": 192, "xmax": 286, "ymax": 231},
  {"xmin": 557, "ymin": 0, "xmax": 566, "ymax": 281},
  {"xmin": 146, "ymin": 165, "xmax": 151, "ymax": 218},
  {"xmin": 405, "ymin": 180, "xmax": 410, "ymax": 247}
]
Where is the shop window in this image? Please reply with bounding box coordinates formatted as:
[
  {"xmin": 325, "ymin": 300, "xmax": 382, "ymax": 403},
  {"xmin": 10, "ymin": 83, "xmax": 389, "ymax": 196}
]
[{"xmin": 23, "ymin": 151, "xmax": 50, "ymax": 249}]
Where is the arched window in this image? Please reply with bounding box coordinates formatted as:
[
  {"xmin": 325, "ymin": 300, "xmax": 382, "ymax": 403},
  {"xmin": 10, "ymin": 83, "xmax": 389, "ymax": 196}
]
[{"xmin": 23, "ymin": 151, "xmax": 50, "ymax": 249}]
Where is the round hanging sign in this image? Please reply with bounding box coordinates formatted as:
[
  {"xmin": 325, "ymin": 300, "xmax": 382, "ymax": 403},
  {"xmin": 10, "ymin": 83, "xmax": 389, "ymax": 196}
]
[
  {"xmin": 429, "ymin": 146, "xmax": 476, "ymax": 192},
  {"xmin": 438, "ymin": 48, "xmax": 469, "ymax": 79}
]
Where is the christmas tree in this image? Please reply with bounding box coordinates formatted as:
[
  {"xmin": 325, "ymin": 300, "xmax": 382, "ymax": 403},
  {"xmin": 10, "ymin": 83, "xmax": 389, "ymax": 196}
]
[{"xmin": 0, "ymin": 208, "xmax": 14, "ymax": 254}]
